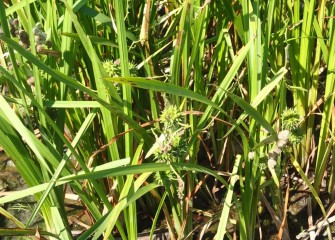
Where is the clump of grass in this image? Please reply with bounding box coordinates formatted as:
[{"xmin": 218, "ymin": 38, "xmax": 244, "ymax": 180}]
[{"xmin": 0, "ymin": 0, "xmax": 335, "ymax": 239}]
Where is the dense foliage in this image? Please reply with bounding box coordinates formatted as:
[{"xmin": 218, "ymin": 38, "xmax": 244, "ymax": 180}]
[{"xmin": 0, "ymin": 0, "xmax": 334, "ymax": 239}]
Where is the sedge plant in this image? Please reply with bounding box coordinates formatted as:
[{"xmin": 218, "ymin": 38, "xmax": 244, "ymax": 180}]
[{"xmin": 0, "ymin": 0, "xmax": 335, "ymax": 239}]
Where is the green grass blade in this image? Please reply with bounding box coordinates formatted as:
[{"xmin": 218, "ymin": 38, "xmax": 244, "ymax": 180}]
[
  {"xmin": 225, "ymin": 91, "xmax": 276, "ymax": 136},
  {"xmin": 314, "ymin": 3, "xmax": 335, "ymax": 194},
  {"xmin": 0, "ymin": 206, "xmax": 25, "ymax": 228},
  {"xmin": 290, "ymin": 155, "xmax": 326, "ymax": 215},
  {"xmin": 51, "ymin": 207, "xmax": 72, "ymax": 239},
  {"xmin": 104, "ymin": 76, "xmax": 226, "ymax": 114},
  {"xmin": 0, "ymin": 228, "xmax": 60, "ymax": 239},
  {"xmin": 214, "ymin": 155, "xmax": 241, "ymax": 239},
  {"xmin": 0, "ymin": 159, "xmax": 130, "ymax": 205}
]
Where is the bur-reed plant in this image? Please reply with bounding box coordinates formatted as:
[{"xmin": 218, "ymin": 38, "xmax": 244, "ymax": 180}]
[{"xmin": 0, "ymin": 0, "xmax": 335, "ymax": 239}]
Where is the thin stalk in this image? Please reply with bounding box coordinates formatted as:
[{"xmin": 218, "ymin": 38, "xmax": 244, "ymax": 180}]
[
  {"xmin": 114, "ymin": 0, "xmax": 135, "ymax": 237},
  {"xmin": 314, "ymin": 3, "xmax": 335, "ymax": 195},
  {"xmin": 305, "ymin": 0, "xmax": 326, "ymax": 171},
  {"xmin": 170, "ymin": 0, "xmax": 190, "ymax": 105}
]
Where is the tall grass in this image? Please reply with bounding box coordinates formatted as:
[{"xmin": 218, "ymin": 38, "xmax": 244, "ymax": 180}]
[{"xmin": 0, "ymin": 0, "xmax": 334, "ymax": 239}]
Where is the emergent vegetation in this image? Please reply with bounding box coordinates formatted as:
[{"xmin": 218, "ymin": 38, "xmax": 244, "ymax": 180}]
[{"xmin": 0, "ymin": 0, "xmax": 335, "ymax": 239}]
